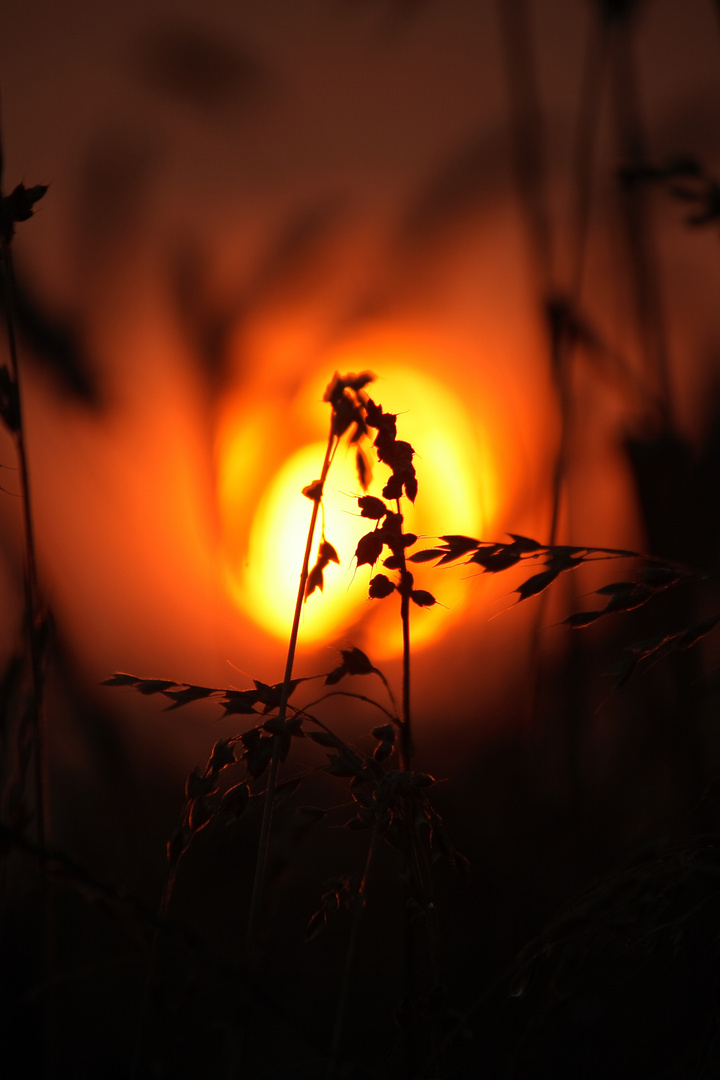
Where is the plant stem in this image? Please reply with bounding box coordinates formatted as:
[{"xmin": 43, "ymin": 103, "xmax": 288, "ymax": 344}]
[
  {"xmin": 246, "ymin": 419, "xmax": 337, "ymax": 947},
  {"xmin": 327, "ymin": 818, "xmax": 379, "ymax": 1080},
  {"xmin": 399, "ymin": 585, "xmax": 412, "ymax": 771},
  {"xmin": 395, "ymin": 498, "xmax": 413, "ymax": 771},
  {"xmin": 1, "ymin": 199, "xmax": 55, "ymax": 1080},
  {"xmin": 0, "ymin": 246, "xmax": 46, "ymax": 855}
]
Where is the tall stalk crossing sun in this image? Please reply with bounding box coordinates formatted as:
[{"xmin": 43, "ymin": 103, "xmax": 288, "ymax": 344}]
[{"xmin": 218, "ymin": 364, "xmax": 498, "ymax": 655}]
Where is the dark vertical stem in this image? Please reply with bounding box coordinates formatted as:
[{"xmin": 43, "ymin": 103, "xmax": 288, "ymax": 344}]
[
  {"xmin": 610, "ymin": 16, "xmax": 673, "ymax": 425},
  {"xmin": 246, "ymin": 419, "xmax": 337, "ymax": 947},
  {"xmin": 398, "ymin": 536, "xmax": 415, "ymax": 1080},
  {"xmin": 403, "ymin": 883, "xmax": 416, "ymax": 1080},
  {"xmin": 395, "ymin": 496, "xmax": 413, "ymax": 771},
  {"xmin": 547, "ymin": 10, "xmax": 609, "ymax": 545},
  {"xmin": 399, "ymin": 585, "xmax": 411, "ymax": 771},
  {"xmin": 0, "ymin": 152, "xmax": 54, "ymax": 1074},
  {"xmin": 327, "ymin": 820, "xmax": 379, "ymax": 1080},
  {"xmin": 128, "ymin": 921, "xmax": 161, "ymax": 1080},
  {"xmin": 544, "ymin": 15, "xmax": 611, "ymax": 788},
  {"xmin": 570, "ymin": 15, "xmax": 610, "ymax": 301},
  {"xmin": 495, "ymin": 0, "xmax": 554, "ymax": 291},
  {"xmin": 0, "ymin": 246, "xmax": 46, "ymax": 856},
  {"xmin": 497, "ymin": 0, "xmax": 565, "ymax": 738},
  {"xmin": 550, "ymin": 11, "xmax": 610, "ymax": 546}
]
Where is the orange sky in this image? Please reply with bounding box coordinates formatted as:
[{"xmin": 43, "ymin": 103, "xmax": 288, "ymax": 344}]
[{"xmin": 1, "ymin": 0, "xmax": 720, "ymax": 736}]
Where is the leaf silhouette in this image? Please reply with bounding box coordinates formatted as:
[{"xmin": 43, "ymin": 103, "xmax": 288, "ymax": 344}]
[
  {"xmin": 356, "ymin": 447, "xmax": 372, "ymax": 491},
  {"xmin": 408, "ymin": 548, "xmax": 443, "ymax": 564},
  {"xmin": 244, "ymin": 735, "xmax": 274, "ymax": 779},
  {"xmin": 208, "ymin": 739, "xmax": 236, "ymax": 772},
  {"xmin": 103, "ymin": 672, "xmax": 142, "ymax": 687},
  {"xmin": 604, "ymin": 585, "xmax": 653, "ymax": 613},
  {"xmin": 324, "ymin": 666, "xmax": 345, "ymax": 686},
  {"xmin": 305, "ymin": 563, "xmax": 325, "ymax": 598},
  {"xmin": 355, "ymin": 530, "xmax": 384, "ymax": 568},
  {"xmin": 439, "ymin": 535, "xmax": 482, "ymax": 554},
  {"xmin": 382, "ymin": 473, "xmax": 404, "ymax": 501},
  {"xmin": 341, "ymin": 647, "xmax": 376, "ymax": 675},
  {"xmin": 595, "ymin": 581, "xmax": 636, "ymax": 595},
  {"xmin": 163, "ymin": 684, "xmax": 215, "ymax": 709},
  {"xmin": 470, "ymin": 547, "xmax": 522, "ymax": 572},
  {"xmin": 324, "ymin": 646, "xmax": 378, "ymax": 684},
  {"xmin": 410, "ymin": 589, "xmax": 436, "ymax": 607},
  {"xmin": 383, "ymin": 554, "xmax": 403, "ymax": 570},
  {"xmin": 220, "ymin": 690, "xmax": 259, "ymax": 715},
  {"xmin": 545, "ymin": 547, "xmax": 586, "ymax": 573},
  {"xmin": 674, "ymin": 614, "xmax": 720, "ymax": 650},
  {"xmin": 404, "ymin": 473, "xmax": 418, "ymax": 503},
  {"xmin": 220, "ymin": 783, "xmax": 250, "ymax": 818},
  {"xmin": 305, "ymin": 538, "xmax": 340, "ymax": 599},
  {"xmin": 320, "ymin": 540, "xmax": 340, "ymax": 564},
  {"xmin": 372, "ymin": 723, "xmax": 395, "ymax": 742},
  {"xmin": 302, "ymin": 479, "xmax": 323, "ymax": 501},
  {"xmin": 136, "ymin": 679, "xmax": 177, "ymax": 695},
  {"xmin": 185, "ymin": 768, "xmax": 216, "ymax": 800},
  {"xmin": 564, "ymin": 610, "xmax": 605, "ymax": 628},
  {"xmin": 638, "ymin": 565, "xmax": 682, "ymax": 588},
  {"xmin": 253, "ymin": 679, "xmax": 302, "ymax": 712},
  {"xmin": 369, "ymin": 574, "xmax": 396, "ymax": 599},
  {"xmin": 515, "ymin": 570, "xmax": 558, "ymax": 601},
  {"xmin": 508, "ymin": 533, "xmax": 543, "ymax": 552},
  {"xmin": 358, "ymin": 495, "xmax": 388, "ymax": 520},
  {"xmin": 1, "ymin": 183, "xmax": 48, "ymax": 243}
]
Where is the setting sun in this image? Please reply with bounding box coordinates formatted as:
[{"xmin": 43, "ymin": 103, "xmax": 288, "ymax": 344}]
[{"xmin": 220, "ymin": 363, "xmax": 497, "ymax": 652}]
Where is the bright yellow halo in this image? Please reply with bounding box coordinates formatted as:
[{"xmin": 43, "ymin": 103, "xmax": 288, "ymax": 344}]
[
  {"xmin": 222, "ymin": 364, "xmax": 496, "ymax": 654},
  {"xmin": 229, "ymin": 441, "xmax": 369, "ymax": 643}
]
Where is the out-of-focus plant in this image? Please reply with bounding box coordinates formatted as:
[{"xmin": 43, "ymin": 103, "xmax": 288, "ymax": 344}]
[{"xmin": 0, "ymin": 132, "xmax": 49, "ymax": 858}]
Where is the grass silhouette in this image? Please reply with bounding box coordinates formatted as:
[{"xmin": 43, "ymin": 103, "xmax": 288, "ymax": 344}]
[{"xmin": 3, "ymin": 4, "xmax": 720, "ymax": 1078}]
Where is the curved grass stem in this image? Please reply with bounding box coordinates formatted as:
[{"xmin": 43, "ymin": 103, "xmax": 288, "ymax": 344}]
[{"xmin": 246, "ymin": 418, "xmax": 338, "ymax": 948}]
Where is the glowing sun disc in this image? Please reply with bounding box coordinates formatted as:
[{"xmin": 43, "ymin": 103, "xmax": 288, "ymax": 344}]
[
  {"xmin": 229, "ymin": 442, "xmax": 371, "ymax": 642},
  {"xmin": 223, "ymin": 363, "xmax": 496, "ymax": 653}
]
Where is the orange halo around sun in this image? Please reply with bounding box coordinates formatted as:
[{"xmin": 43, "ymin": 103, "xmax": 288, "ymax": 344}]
[{"xmin": 217, "ymin": 359, "xmax": 498, "ymax": 657}]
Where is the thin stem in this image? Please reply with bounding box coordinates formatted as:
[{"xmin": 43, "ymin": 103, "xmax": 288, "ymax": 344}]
[
  {"xmin": 395, "ymin": 499, "xmax": 413, "ymax": 771},
  {"xmin": 128, "ymin": 916, "xmax": 162, "ymax": 1080},
  {"xmin": 246, "ymin": 419, "xmax": 337, "ymax": 947},
  {"xmin": 327, "ymin": 817, "xmax": 380, "ymax": 1080},
  {"xmin": 610, "ymin": 16, "xmax": 673, "ymax": 425},
  {"xmin": 402, "ymin": 873, "xmax": 417, "ymax": 1080},
  {"xmin": 496, "ymin": 0, "xmax": 554, "ymax": 291},
  {"xmin": 299, "ymin": 691, "xmax": 397, "ymax": 725},
  {"xmin": 1, "ymin": 183, "xmax": 55, "ymax": 1076},
  {"xmin": 0, "ymin": 247, "xmax": 46, "ymax": 854},
  {"xmin": 399, "ymin": 586, "xmax": 412, "ymax": 771},
  {"xmin": 570, "ymin": 14, "xmax": 609, "ymax": 302}
]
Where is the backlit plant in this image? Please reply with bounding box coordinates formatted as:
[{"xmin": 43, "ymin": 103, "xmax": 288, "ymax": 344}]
[{"xmin": 103, "ymin": 363, "xmax": 720, "ymax": 1078}]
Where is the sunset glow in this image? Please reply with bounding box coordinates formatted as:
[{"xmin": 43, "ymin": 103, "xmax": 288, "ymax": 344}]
[
  {"xmin": 5, "ymin": 4, "xmax": 720, "ymax": 1073},
  {"xmin": 220, "ymin": 363, "xmax": 496, "ymax": 652}
]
